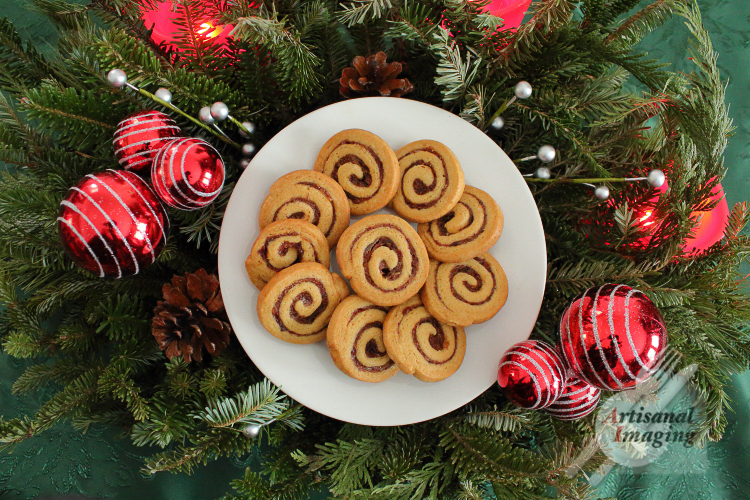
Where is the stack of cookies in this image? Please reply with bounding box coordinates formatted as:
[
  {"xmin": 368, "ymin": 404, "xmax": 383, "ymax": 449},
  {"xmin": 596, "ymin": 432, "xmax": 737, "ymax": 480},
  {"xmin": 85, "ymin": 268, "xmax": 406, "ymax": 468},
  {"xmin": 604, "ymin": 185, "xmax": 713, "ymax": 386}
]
[{"xmin": 245, "ymin": 129, "xmax": 507, "ymax": 383}]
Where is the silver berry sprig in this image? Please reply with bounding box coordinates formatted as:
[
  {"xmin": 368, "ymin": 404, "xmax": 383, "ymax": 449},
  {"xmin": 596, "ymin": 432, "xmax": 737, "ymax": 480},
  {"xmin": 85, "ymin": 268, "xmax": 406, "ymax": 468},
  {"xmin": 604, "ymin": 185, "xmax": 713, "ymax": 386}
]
[
  {"xmin": 107, "ymin": 69, "xmax": 246, "ymax": 150},
  {"xmin": 525, "ymin": 169, "xmax": 666, "ymax": 200},
  {"xmin": 485, "ymin": 81, "xmax": 533, "ymax": 132}
]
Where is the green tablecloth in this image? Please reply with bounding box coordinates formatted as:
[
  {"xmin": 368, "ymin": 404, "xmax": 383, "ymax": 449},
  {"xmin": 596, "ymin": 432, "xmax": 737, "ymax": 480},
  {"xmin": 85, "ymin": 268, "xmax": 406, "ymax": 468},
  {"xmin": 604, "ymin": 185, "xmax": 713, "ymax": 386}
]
[{"xmin": 2, "ymin": 2, "xmax": 749, "ymax": 499}]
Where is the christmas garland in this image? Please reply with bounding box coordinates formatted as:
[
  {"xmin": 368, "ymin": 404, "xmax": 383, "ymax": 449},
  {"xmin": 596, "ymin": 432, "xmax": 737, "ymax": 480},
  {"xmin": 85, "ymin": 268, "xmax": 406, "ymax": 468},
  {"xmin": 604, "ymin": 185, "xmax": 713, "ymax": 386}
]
[{"xmin": 1, "ymin": 1, "xmax": 750, "ymax": 499}]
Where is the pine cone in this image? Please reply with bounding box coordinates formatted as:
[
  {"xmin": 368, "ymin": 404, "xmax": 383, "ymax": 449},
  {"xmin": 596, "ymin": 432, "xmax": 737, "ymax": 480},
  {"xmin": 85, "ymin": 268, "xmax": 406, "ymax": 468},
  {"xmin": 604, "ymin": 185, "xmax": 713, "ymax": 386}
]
[
  {"xmin": 152, "ymin": 269, "xmax": 232, "ymax": 363},
  {"xmin": 339, "ymin": 51, "xmax": 414, "ymax": 98}
]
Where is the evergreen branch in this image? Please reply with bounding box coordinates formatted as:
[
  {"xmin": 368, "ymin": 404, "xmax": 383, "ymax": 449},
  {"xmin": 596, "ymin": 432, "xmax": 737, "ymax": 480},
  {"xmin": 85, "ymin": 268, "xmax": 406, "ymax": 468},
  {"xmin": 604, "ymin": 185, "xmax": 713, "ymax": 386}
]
[{"xmin": 339, "ymin": 0, "xmax": 395, "ymax": 26}]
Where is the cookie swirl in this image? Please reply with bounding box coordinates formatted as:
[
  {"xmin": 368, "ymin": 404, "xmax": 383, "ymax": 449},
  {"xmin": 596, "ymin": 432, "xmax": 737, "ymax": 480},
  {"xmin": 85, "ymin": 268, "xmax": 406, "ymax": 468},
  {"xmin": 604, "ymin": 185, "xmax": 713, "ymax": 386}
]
[
  {"xmin": 392, "ymin": 140, "xmax": 465, "ymax": 223},
  {"xmin": 383, "ymin": 296, "xmax": 466, "ymax": 382},
  {"xmin": 259, "ymin": 170, "xmax": 350, "ymax": 247},
  {"xmin": 337, "ymin": 214, "xmax": 430, "ymax": 307},
  {"xmin": 257, "ymin": 262, "xmax": 350, "ymax": 344},
  {"xmin": 245, "ymin": 219, "xmax": 330, "ymax": 289},
  {"xmin": 420, "ymin": 253, "xmax": 508, "ymax": 327},
  {"xmin": 314, "ymin": 129, "xmax": 400, "ymax": 215},
  {"xmin": 327, "ymin": 295, "xmax": 398, "ymax": 383},
  {"xmin": 417, "ymin": 185, "xmax": 503, "ymax": 262}
]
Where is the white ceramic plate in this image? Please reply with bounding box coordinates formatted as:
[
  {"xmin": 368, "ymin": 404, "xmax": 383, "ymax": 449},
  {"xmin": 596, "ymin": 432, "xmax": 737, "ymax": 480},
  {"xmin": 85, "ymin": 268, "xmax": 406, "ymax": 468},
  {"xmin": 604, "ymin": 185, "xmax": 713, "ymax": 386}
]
[{"xmin": 218, "ymin": 98, "xmax": 546, "ymax": 426}]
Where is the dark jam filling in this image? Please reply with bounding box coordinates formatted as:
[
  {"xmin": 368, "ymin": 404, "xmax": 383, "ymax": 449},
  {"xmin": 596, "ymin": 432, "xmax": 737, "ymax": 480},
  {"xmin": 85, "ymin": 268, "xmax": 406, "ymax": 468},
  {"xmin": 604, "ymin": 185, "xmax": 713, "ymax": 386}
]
[
  {"xmin": 401, "ymin": 148, "xmax": 449, "ymax": 209},
  {"xmin": 351, "ymin": 320, "xmax": 394, "ymax": 372},
  {"xmin": 447, "ymin": 257, "xmax": 496, "ymax": 305},
  {"xmin": 433, "ymin": 192, "xmax": 487, "ymax": 247},
  {"xmin": 330, "ymin": 141, "xmax": 384, "ymax": 203},
  {"xmin": 271, "ymin": 278, "xmax": 328, "ymax": 335}
]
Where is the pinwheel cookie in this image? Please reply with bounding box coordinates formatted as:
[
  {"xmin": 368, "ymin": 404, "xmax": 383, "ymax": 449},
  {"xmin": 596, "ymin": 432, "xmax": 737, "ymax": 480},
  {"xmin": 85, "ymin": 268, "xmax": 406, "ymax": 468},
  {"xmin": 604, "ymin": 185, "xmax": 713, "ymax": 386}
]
[
  {"xmin": 259, "ymin": 170, "xmax": 350, "ymax": 247},
  {"xmin": 336, "ymin": 214, "xmax": 429, "ymax": 307},
  {"xmin": 327, "ymin": 295, "xmax": 398, "ymax": 383},
  {"xmin": 383, "ymin": 295, "xmax": 466, "ymax": 382},
  {"xmin": 391, "ymin": 140, "xmax": 465, "ymax": 223},
  {"xmin": 417, "ymin": 185, "xmax": 503, "ymax": 262},
  {"xmin": 420, "ymin": 253, "xmax": 508, "ymax": 327},
  {"xmin": 313, "ymin": 129, "xmax": 400, "ymax": 215},
  {"xmin": 257, "ymin": 262, "xmax": 350, "ymax": 344},
  {"xmin": 245, "ymin": 219, "xmax": 330, "ymax": 289}
]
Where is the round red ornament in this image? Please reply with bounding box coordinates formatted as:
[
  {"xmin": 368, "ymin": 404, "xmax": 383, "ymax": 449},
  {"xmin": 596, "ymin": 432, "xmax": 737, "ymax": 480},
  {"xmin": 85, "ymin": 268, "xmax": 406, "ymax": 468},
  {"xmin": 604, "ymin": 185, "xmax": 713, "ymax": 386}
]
[
  {"xmin": 113, "ymin": 110, "xmax": 181, "ymax": 173},
  {"xmin": 497, "ymin": 340, "xmax": 566, "ymax": 409},
  {"xmin": 57, "ymin": 170, "xmax": 169, "ymax": 277},
  {"xmin": 151, "ymin": 137, "xmax": 225, "ymax": 210},
  {"xmin": 559, "ymin": 284, "xmax": 668, "ymax": 391},
  {"xmin": 546, "ymin": 376, "xmax": 601, "ymax": 421}
]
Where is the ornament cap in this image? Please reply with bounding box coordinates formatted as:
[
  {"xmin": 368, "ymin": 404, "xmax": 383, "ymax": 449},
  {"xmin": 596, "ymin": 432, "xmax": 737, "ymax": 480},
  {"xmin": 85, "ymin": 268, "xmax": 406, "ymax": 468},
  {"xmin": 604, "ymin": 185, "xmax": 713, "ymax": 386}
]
[
  {"xmin": 107, "ymin": 69, "xmax": 127, "ymax": 88},
  {"xmin": 514, "ymin": 81, "xmax": 533, "ymax": 99}
]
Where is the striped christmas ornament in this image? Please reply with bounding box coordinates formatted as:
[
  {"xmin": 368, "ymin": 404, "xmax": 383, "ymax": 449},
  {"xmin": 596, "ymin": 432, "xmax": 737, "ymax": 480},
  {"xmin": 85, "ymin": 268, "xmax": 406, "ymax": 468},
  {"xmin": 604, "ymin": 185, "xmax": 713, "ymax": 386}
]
[
  {"xmin": 151, "ymin": 137, "xmax": 225, "ymax": 210},
  {"xmin": 113, "ymin": 110, "xmax": 181, "ymax": 173},
  {"xmin": 57, "ymin": 170, "xmax": 169, "ymax": 278},
  {"xmin": 546, "ymin": 376, "xmax": 601, "ymax": 421},
  {"xmin": 559, "ymin": 284, "xmax": 668, "ymax": 391},
  {"xmin": 497, "ymin": 340, "xmax": 566, "ymax": 409}
]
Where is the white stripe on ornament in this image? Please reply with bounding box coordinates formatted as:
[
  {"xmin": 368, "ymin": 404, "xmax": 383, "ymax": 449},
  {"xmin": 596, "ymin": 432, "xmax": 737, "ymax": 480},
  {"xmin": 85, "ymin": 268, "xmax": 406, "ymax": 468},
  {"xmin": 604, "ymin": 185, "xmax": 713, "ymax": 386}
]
[
  {"xmin": 518, "ymin": 343, "xmax": 559, "ymax": 406},
  {"xmin": 564, "ymin": 304, "xmax": 586, "ymax": 379},
  {"xmin": 513, "ymin": 348, "xmax": 553, "ymax": 407},
  {"xmin": 114, "ymin": 123, "xmax": 180, "ymax": 143},
  {"xmin": 119, "ymin": 157, "xmax": 152, "ymax": 170},
  {"xmin": 114, "ymin": 113, "xmax": 174, "ymax": 133},
  {"xmin": 579, "ymin": 288, "xmax": 611, "ymax": 389},
  {"xmin": 60, "ymin": 200, "xmax": 122, "ymax": 278},
  {"xmin": 113, "ymin": 170, "xmax": 167, "ymax": 245},
  {"xmin": 87, "ymin": 173, "xmax": 156, "ymax": 263},
  {"xmin": 562, "ymin": 384, "xmax": 590, "ymax": 398},
  {"xmin": 57, "ymin": 216, "xmax": 105, "ymax": 277},
  {"xmin": 72, "ymin": 183, "xmax": 140, "ymax": 275},
  {"xmin": 499, "ymin": 359, "xmax": 542, "ymax": 408},
  {"xmin": 165, "ymin": 138, "xmax": 198, "ymax": 209},
  {"xmin": 608, "ymin": 284, "xmax": 638, "ymax": 383},
  {"xmin": 624, "ymin": 289, "xmax": 657, "ymax": 379},
  {"xmin": 592, "ymin": 286, "xmax": 624, "ymax": 389},
  {"xmin": 535, "ymin": 342, "xmax": 565, "ymax": 382},
  {"xmin": 115, "ymin": 136, "xmax": 177, "ymax": 157}
]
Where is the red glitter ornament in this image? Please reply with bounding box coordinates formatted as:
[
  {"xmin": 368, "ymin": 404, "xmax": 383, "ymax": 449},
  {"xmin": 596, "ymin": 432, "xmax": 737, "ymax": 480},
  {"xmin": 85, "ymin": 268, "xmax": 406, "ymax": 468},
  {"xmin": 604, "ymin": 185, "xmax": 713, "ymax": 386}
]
[
  {"xmin": 57, "ymin": 170, "xmax": 169, "ymax": 277},
  {"xmin": 559, "ymin": 284, "xmax": 668, "ymax": 391},
  {"xmin": 113, "ymin": 110, "xmax": 181, "ymax": 173},
  {"xmin": 497, "ymin": 340, "xmax": 566, "ymax": 409},
  {"xmin": 546, "ymin": 376, "xmax": 601, "ymax": 421},
  {"xmin": 151, "ymin": 138, "xmax": 225, "ymax": 210}
]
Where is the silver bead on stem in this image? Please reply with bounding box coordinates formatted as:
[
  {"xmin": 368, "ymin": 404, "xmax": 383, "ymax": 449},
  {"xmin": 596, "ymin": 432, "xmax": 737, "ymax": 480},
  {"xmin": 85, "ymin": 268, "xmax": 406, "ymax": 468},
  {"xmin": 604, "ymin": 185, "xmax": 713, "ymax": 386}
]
[
  {"xmin": 647, "ymin": 169, "xmax": 665, "ymax": 188},
  {"xmin": 514, "ymin": 81, "xmax": 533, "ymax": 99},
  {"xmin": 107, "ymin": 69, "xmax": 127, "ymax": 88},
  {"xmin": 239, "ymin": 158, "xmax": 251, "ymax": 169},
  {"xmin": 242, "ymin": 143, "xmax": 256, "ymax": 157},
  {"xmin": 210, "ymin": 101, "xmax": 230, "ymax": 121},
  {"xmin": 535, "ymin": 167, "xmax": 551, "ymax": 179},
  {"xmin": 594, "ymin": 185, "xmax": 610, "ymax": 200},
  {"xmin": 154, "ymin": 88, "xmax": 172, "ymax": 104},
  {"xmin": 199, "ymin": 106, "xmax": 215, "ymax": 124},
  {"xmin": 537, "ymin": 145, "xmax": 556, "ymax": 163},
  {"xmin": 241, "ymin": 424, "xmax": 261, "ymax": 438},
  {"xmin": 239, "ymin": 121, "xmax": 256, "ymax": 138},
  {"xmin": 490, "ymin": 116, "xmax": 504, "ymax": 130}
]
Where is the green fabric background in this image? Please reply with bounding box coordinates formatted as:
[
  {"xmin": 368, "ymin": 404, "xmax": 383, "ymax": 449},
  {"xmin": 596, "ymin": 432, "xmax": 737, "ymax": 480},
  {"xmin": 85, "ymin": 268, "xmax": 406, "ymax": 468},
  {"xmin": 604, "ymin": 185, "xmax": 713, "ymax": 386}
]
[{"xmin": 1, "ymin": 1, "xmax": 749, "ymax": 499}]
